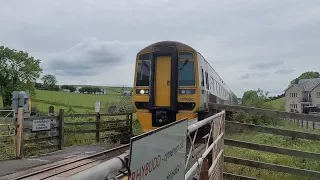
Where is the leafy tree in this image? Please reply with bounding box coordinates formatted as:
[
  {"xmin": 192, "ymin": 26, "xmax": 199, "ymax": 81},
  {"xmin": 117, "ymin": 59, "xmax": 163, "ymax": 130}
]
[
  {"xmin": 241, "ymin": 88, "xmax": 271, "ymax": 109},
  {"xmin": 41, "ymin": 74, "xmax": 58, "ymax": 91},
  {"xmin": 0, "ymin": 46, "xmax": 42, "ymax": 106},
  {"xmin": 61, "ymin": 85, "xmax": 76, "ymax": 92},
  {"xmin": 290, "ymin": 71, "xmax": 320, "ymax": 84}
]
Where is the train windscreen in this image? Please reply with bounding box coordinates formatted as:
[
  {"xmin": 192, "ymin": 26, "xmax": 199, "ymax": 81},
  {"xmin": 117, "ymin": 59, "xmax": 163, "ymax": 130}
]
[
  {"xmin": 178, "ymin": 52, "xmax": 195, "ymax": 86},
  {"xmin": 136, "ymin": 53, "xmax": 150, "ymax": 86}
]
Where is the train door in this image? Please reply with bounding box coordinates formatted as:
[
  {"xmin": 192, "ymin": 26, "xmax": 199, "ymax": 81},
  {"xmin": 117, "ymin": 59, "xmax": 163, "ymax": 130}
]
[{"xmin": 155, "ymin": 56, "xmax": 171, "ymax": 107}]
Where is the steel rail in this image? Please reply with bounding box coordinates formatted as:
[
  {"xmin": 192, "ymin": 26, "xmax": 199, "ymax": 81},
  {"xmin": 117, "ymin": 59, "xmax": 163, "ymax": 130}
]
[{"xmin": 12, "ymin": 144, "xmax": 130, "ymax": 180}]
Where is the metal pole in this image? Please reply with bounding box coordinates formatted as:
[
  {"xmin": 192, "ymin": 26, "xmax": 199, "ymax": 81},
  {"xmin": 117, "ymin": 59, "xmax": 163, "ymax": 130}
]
[{"xmin": 66, "ymin": 153, "xmax": 128, "ymax": 180}]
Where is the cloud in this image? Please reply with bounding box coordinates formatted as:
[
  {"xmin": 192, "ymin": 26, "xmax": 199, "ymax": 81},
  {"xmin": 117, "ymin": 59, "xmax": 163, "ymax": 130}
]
[
  {"xmin": 239, "ymin": 72, "xmax": 270, "ymax": 80},
  {"xmin": 274, "ymin": 68, "xmax": 295, "ymax": 74},
  {"xmin": 1, "ymin": 0, "xmax": 320, "ymax": 97},
  {"xmin": 249, "ymin": 60, "xmax": 284, "ymax": 70},
  {"xmin": 239, "ymin": 73, "xmax": 251, "ymax": 80},
  {"xmin": 45, "ymin": 37, "xmax": 146, "ymax": 76}
]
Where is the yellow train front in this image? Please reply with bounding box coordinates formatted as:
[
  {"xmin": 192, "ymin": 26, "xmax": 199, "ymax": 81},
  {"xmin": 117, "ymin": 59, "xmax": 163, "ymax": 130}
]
[{"xmin": 132, "ymin": 41, "xmax": 199, "ymax": 132}]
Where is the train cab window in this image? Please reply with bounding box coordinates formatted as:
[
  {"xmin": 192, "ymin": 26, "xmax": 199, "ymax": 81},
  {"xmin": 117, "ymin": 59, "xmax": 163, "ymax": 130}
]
[
  {"xmin": 178, "ymin": 52, "xmax": 195, "ymax": 86},
  {"xmin": 136, "ymin": 53, "xmax": 150, "ymax": 86}
]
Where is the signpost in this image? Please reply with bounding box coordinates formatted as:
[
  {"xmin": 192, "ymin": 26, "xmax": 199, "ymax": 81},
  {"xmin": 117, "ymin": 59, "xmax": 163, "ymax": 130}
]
[
  {"xmin": 128, "ymin": 119, "xmax": 188, "ymax": 180},
  {"xmin": 32, "ymin": 119, "xmax": 51, "ymax": 131}
]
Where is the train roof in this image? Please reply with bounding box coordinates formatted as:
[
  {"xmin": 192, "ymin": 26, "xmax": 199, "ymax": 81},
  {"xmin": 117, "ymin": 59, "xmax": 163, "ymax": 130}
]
[
  {"xmin": 138, "ymin": 41, "xmax": 196, "ymax": 54},
  {"xmin": 137, "ymin": 40, "xmax": 236, "ymax": 96}
]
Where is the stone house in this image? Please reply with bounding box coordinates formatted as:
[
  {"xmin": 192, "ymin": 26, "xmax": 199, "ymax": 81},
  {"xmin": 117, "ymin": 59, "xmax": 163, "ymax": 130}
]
[{"xmin": 284, "ymin": 78, "xmax": 320, "ymax": 113}]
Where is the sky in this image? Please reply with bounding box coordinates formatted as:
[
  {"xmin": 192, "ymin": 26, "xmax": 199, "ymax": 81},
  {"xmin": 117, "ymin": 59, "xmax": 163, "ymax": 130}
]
[{"xmin": 1, "ymin": 0, "xmax": 320, "ymax": 98}]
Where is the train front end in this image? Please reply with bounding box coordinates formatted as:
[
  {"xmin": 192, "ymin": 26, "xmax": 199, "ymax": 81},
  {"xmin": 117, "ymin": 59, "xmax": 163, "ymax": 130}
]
[{"xmin": 132, "ymin": 41, "xmax": 199, "ymax": 132}]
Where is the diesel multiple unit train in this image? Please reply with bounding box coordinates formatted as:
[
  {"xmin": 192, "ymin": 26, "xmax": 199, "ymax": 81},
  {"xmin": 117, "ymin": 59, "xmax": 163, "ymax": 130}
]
[{"xmin": 132, "ymin": 41, "xmax": 238, "ymax": 133}]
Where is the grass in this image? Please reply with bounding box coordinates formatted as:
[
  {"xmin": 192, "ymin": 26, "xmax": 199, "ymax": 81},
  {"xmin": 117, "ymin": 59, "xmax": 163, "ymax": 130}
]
[
  {"xmin": 32, "ymin": 89, "xmax": 128, "ymax": 113},
  {"xmin": 266, "ymin": 97, "xmax": 285, "ymax": 111},
  {"xmin": 0, "ymin": 86, "xmax": 133, "ymax": 113}
]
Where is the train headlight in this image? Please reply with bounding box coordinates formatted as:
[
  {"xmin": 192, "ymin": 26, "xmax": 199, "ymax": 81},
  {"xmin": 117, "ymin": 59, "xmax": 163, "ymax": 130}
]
[
  {"xmin": 179, "ymin": 89, "xmax": 195, "ymax": 95},
  {"xmin": 136, "ymin": 89, "xmax": 149, "ymax": 95}
]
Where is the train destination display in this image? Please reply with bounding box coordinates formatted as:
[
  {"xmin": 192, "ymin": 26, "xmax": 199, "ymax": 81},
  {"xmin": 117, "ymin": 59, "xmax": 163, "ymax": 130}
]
[{"xmin": 128, "ymin": 119, "xmax": 188, "ymax": 180}]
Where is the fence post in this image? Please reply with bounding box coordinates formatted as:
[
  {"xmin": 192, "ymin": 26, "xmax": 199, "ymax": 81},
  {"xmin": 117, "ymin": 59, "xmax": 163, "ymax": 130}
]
[
  {"xmin": 313, "ymin": 121, "xmax": 315, "ymax": 130},
  {"xmin": 58, "ymin": 109, "xmax": 65, "ymax": 150},
  {"xmin": 96, "ymin": 113, "xmax": 100, "ymax": 142},
  {"xmin": 129, "ymin": 114, "xmax": 133, "ymax": 137},
  {"xmin": 199, "ymin": 158, "xmax": 209, "ymax": 180},
  {"xmin": 15, "ymin": 107, "xmax": 23, "ymax": 159}
]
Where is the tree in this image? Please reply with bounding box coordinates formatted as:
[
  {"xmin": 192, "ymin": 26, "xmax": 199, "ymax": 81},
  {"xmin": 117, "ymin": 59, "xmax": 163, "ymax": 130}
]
[
  {"xmin": 0, "ymin": 46, "xmax": 42, "ymax": 106},
  {"xmin": 241, "ymin": 88, "xmax": 271, "ymax": 109},
  {"xmin": 61, "ymin": 85, "xmax": 76, "ymax": 92},
  {"xmin": 41, "ymin": 74, "xmax": 57, "ymax": 91},
  {"xmin": 290, "ymin": 71, "xmax": 320, "ymax": 84}
]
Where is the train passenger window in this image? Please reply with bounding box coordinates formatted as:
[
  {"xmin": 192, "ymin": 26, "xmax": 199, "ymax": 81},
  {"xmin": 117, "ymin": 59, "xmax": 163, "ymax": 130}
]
[
  {"xmin": 211, "ymin": 77, "xmax": 214, "ymax": 90},
  {"xmin": 178, "ymin": 52, "xmax": 195, "ymax": 86},
  {"xmin": 201, "ymin": 68, "xmax": 204, "ymax": 87},
  {"xmin": 205, "ymin": 72, "xmax": 209, "ymax": 90}
]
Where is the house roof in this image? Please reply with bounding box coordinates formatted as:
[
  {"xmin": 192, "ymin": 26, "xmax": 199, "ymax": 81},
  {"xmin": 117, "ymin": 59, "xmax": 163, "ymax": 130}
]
[
  {"xmin": 299, "ymin": 78, "xmax": 320, "ymax": 91},
  {"xmin": 286, "ymin": 78, "xmax": 320, "ymax": 92}
]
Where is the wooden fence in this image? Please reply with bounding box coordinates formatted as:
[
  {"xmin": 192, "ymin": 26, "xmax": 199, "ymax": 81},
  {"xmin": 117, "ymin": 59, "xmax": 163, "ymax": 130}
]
[
  {"xmin": 16, "ymin": 108, "xmax": 133, "ymax": 158},
  {"xmin": 210, "ymin": 103, "xmax": 320, "ymax": 179}
]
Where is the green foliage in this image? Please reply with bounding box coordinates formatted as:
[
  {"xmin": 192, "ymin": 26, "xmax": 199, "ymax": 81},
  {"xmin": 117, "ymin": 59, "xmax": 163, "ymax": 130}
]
[
  {"xmin": 61, "ymin": 84, "xmax": 76, "ymax": 92},
  {"xmin": 241, "ymin": 88, "xmax": 271, "ymax": 109},
  {"xmin": 236, "ymin": 88, "xmax": 282, "ymax": 126},
  {"xmin": 0, "ymin": 46, "xmax": 42, "ymax": 106},
  {"xmin": 79, "ymin": 86, "xmax": 104, "ymax": 94},
  {"xmin": 290, "ymin": 71, "xmax": 320, "ymax": 84},
  {"xmin": 41, "ymin": 74, "xmax": 58, "ymax": 90}
]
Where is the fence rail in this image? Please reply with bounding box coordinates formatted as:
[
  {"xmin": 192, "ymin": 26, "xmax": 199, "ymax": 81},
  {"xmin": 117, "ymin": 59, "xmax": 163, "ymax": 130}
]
[
  {"xmin": 11, "ymin": 108, "xmax": 133, "ymax": 158},
  {"xmin": 224, "ymin": 120, "xmax": 320, "ymax": 179},
  {"xmin": 210, "ymin": 103, "xmax": 320, "ymax": 125}
]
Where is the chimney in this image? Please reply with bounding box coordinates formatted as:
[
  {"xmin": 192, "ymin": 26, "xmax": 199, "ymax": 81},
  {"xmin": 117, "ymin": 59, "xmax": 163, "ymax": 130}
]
[{"xmin": 294, "ymin": 78, "xmax": 299, "ymax": 84}]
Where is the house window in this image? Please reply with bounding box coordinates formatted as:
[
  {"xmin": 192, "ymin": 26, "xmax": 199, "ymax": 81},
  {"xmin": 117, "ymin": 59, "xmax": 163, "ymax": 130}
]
[
  {"xmin": 317, "ymin": 92, "xmax": 320, "ymax": 98},
  {"xmin": 290, "ymin": 104, "xmax": 297, "ymax": 109},
  {"xmin": 290, "ymin": 93, "xmax": 297, "ymax": 98}
]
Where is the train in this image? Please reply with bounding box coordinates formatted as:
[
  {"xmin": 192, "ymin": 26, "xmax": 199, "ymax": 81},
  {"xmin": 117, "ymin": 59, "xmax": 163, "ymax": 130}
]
[{"xmin": 132, "ymin": 41, "xmax": 238, "ymax": 133}]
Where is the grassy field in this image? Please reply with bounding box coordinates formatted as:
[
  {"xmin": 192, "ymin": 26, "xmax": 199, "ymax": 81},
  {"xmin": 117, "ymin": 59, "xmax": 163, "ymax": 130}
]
[
  {"xmin": 0, "ymin": 87, "xmax": 133, "ymax": 114},
  {"xmin": 266, "ymin": 97, "xmax": 285, "ymax": 111}
]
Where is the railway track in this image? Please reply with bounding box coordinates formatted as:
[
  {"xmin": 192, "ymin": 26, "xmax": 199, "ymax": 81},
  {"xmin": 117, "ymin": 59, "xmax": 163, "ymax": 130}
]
[
  {"xmin": 11, "ymin": 144, "xmax": 130, "ymax": 180},
  {"xmin": 8, "ymin": 135, "xmax": 205, "ymax": 180}
]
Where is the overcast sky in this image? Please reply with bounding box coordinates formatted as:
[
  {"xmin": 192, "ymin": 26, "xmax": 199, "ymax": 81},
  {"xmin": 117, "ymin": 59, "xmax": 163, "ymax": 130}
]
[{"xmin": 1, "ymin": 0, "xmax": 320, "ymax": 97}]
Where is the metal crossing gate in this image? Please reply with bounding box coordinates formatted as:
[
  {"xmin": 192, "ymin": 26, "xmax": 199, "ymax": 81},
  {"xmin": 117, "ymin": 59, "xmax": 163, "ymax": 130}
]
[
  {"xmin": 185, "ymin": 111, "xmax": 225, "ymax": 180},
  {"xmin": 0, "ymin": 110, "xmax": 16, "ymax": 160},
  {"xmin": 67, "ymin": 111, "xmax": 226, "ymax": 180}
]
